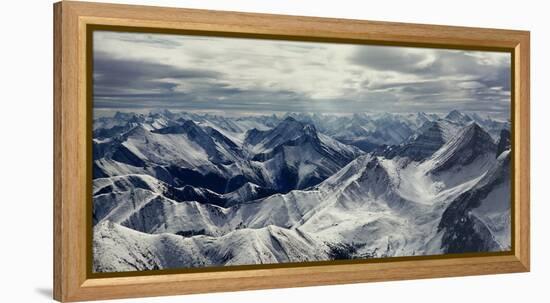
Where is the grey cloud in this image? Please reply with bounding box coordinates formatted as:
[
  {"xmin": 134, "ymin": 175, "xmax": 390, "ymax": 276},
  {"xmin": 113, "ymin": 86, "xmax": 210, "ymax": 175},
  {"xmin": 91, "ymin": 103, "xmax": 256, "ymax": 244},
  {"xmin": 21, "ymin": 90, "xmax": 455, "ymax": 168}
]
[
  {"xmin": 366, "ymin": 80, "xmax": 449, "ymax": 92},
  {"xmin": 351, "ymin": 47, "xmax": 510, "ymax": 88},
  {"xmin": 94, "ymin": 88, "xmax": 308, "ymax": 112},
  {"xmin": 113, "ymin": 34, "xmax": 182, "ymax": 48},
  {"xmin": 350, "ymin": 46, "xmax": 510, "ymax": 117},
  {"xmin": 476, "ymin": 64, "xmax": 511, "ymax": 91},
  {"xmin": 93, "ymin": 32, "xmax": 511, "ymax": 118},
  {"xmin": 275, "ymin": 43, "xmax": 325, "ymax": 53},
  {"xmin": 350, "ymin": 47, "xmax": 431, "ymax": 74},
  {"xmin": 92, "ymin": 49, "xmax": 310, "ymax": 111},
  {"xmin": 93, "ymin": 51, "xmax": 222, "ymax": 98}
]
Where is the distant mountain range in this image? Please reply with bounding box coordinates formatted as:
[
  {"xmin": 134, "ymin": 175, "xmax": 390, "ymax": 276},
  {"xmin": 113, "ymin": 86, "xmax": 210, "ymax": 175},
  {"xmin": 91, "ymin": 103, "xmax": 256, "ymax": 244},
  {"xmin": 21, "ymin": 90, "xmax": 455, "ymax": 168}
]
[{"xmin": 92, "ymin": 109, "xmax": 511, "ymax": 273}]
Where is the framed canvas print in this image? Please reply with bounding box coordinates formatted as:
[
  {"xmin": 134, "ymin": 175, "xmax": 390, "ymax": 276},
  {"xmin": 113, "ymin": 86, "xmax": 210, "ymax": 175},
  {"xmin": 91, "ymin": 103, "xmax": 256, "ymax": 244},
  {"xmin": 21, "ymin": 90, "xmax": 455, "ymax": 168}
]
[{"xmin": 53, "ymin": 1, "xmax": 530, "ymax": 302}]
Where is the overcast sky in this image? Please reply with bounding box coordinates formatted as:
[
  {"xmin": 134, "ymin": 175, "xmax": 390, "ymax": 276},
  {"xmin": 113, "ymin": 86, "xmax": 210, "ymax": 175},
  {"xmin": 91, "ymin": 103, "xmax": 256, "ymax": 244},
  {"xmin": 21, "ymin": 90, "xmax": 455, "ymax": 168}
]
[{"xmin": 93, "ymin": 31, "xmax": 511, "ymax": 118}]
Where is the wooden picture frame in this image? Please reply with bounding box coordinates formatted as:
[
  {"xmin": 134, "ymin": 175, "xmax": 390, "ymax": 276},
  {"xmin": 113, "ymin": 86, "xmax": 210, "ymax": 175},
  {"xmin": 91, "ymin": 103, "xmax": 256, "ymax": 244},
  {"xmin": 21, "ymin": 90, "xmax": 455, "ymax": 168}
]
[{"xmin": 53, "ymin": 1, "xmax": 530, "ymax": 301}]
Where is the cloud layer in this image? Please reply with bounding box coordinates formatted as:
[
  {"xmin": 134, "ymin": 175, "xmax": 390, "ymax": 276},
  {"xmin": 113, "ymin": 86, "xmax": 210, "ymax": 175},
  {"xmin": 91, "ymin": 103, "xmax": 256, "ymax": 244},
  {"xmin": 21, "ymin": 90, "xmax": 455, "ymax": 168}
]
[{"xmin": 93, "ymin": 31, "xmax": 511, "ymax": 118}]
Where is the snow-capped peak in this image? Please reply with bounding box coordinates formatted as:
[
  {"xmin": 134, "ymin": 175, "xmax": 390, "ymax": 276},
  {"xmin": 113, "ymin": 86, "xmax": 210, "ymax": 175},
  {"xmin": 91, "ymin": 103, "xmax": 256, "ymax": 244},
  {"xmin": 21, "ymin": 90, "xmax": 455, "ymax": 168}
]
[
  {"xmin": 445, "ymin": 110, "xmax": 473, "ymax": 124},
  {"xmin": 429, "ymin": 122, "xmax": 496, "ymax": 174}
]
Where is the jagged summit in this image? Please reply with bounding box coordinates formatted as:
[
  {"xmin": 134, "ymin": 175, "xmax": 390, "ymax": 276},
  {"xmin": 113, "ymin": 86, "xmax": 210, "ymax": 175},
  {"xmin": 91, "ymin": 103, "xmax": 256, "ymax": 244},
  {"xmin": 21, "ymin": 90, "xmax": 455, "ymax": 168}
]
[
  {"xmin": 245, "ymin": 117, "xmax": 362, "ymax": 192},
  {"xmin": 385, "ymin": 119, "xmax": 461, "ymax": 161},
  {"xmin": 92, "ymin": 110, "xmax": 510, "ymax": 272},
  {"xmin": 283, "ymin": 115, "xmax": 298, "ymax": 122},
  {"xmin": 430, "ymin": 122, "xmax": 496, "ymax": 173},
  {"xmin": 113, "ymin": 111, "xmax": 136, "ymax": 120},
  {"xmin": 445, "ymin": 109, "xmax": 473, "ymax": 124},
  {"xmin": 122, "ymin": 124, "xmax": 150, "ymax": 138},
  {"xmin": 149, "ymin": 108, "xmax": 175, "ymax": 118},
  {"xmin": 244, "ymin": 117, "xmax": 320, "ymax": 153},
  {"xmin": 390, "ymin": 125, "xmax": 444, "ymax": 161},
  {"xmin": 152, "ymin": 119, "xmax": 212, "ymax": 142}
]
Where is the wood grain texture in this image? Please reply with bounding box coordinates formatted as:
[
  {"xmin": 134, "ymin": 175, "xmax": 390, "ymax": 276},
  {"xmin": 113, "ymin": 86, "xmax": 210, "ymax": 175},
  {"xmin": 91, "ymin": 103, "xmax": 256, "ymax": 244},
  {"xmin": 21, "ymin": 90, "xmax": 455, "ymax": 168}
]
[
  {"xmin": 53, "ymin": 1, "xmax": 530, "ymax": 301},
  {"xmin": 515, "ymin": 33, "xmax": 531, "ymax": 270},
  {"xmin": 53, "ymin": 3, "xmax": 63, "ymax": 300}
]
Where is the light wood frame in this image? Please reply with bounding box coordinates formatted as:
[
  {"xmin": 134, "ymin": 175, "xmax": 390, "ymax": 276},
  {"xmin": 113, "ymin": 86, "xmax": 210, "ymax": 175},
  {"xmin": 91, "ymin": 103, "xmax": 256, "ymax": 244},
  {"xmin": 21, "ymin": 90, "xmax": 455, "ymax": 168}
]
[{"xmin": 53, "ymin": 1, "xmax": 530, "ymax": 301}]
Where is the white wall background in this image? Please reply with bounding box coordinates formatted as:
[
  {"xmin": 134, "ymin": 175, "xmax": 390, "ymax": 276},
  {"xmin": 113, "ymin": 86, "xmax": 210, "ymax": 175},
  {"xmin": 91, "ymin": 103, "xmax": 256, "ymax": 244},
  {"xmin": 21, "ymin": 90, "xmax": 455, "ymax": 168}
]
[{"xmin": 0, "ymin": 0, "xmax": 547, "ymax": 302}]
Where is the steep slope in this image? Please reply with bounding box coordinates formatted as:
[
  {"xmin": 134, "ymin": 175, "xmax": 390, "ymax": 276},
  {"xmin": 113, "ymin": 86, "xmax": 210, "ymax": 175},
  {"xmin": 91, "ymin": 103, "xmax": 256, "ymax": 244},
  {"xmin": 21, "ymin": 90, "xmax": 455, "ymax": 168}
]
[
  {"xmin": 298, "ymin": 155, "xmax": 442, "ymax": 258},
  {"xmin": 437, "ymin": 150, "xmax": 511, "ymax": 252},
  {"xmin": 92, "ymin": 110, "xmax": 512, "ymax": 272},
  {"xmin": 470, "ymin": 113, "xmax": 511, "ymax": 140},
  {"xmin": 428, "ymin": 122, "xmax": 497, "ymax": 177},
  {"xmin": 93, "ymin": 173, "xmax": 166, "ymax": 196},
  {"xmin": 93, "ymin": 121, "xmax": 268, "ymax": 193},
  {"xmin": 221, "ymin": 182, "xmax": 276, "ymax": 207},
  {"xmin": 96, "ymin": 137, "xmax": 506, "ymax": 266},
  {"xmin": 150, "ymin": 119, "xmax": 242, "ymax": 164},
  {"xmin": 93, "ymin": 111, "xmax": 139, "ymax": 131},
  {"xmin": 368, "ymin": 113, "xmax": 416, "ymax": 145},
  {"xmin": 93, "ymin": 177, "xmax": 229, "ymax": 235},
  {"xmin": 93, "ymin": 174, "xmax": 277, "ymax": 228},
  {"xmin": 496, "ymin": 128, "xmax": 511, "ymax": 156},
  {"xmin": 245, "ymin": 117, "xmax": 363, "ymax": 192},
  {"xmin": 93, "ymin": 111, "xmax": 181, "ymax": 138},
  {"xmin": 93, "ymin": 174, "xmax": 229, "ymax": 221},
  {"xmin": 326, "ymin": 112, "xmax": 427, "ymax": 152},
  {"xmin": 385, "ymin": 119, "xmax": 461, "ymax": 161},
  {"xmin": 445, "ymin": 109, "xmax": 473, "ymax": 124},
  {"xmin": 244, "ymin": 117, "xmax": 311, "ymax": 154},
  {"xmin": 94, "ymin": 221, "xmax": 328, "ymax": 272}
]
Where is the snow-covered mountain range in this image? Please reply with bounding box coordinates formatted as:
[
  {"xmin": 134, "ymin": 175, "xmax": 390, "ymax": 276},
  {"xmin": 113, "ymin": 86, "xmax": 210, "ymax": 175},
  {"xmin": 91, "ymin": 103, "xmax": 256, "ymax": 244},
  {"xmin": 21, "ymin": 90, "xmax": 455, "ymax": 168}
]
[{"xmin": 92, "ymin": 109, "xmax": 511, "ymax": 273}]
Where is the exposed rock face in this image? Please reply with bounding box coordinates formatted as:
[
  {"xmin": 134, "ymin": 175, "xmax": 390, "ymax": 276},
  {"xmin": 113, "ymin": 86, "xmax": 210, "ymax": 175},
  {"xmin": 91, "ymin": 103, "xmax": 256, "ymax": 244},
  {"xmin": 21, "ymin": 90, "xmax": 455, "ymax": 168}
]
[
  {"xmin": 438, "ymin": 151, "xmax": 511, "ymax": 253},
  {"xmin": 385, "ymin": 120, "xmax": 459, "ymax": 161},
  {"xmin": 496, "ymin": 128, "xmax": 511, "ymax": 156},
  {"xmin": 430, "ymin": 123, "xmax": 496, "ymax": 174},
  {"xmin": 92, "ymin": 110, "xmax": 511, "ymax": 272}
]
